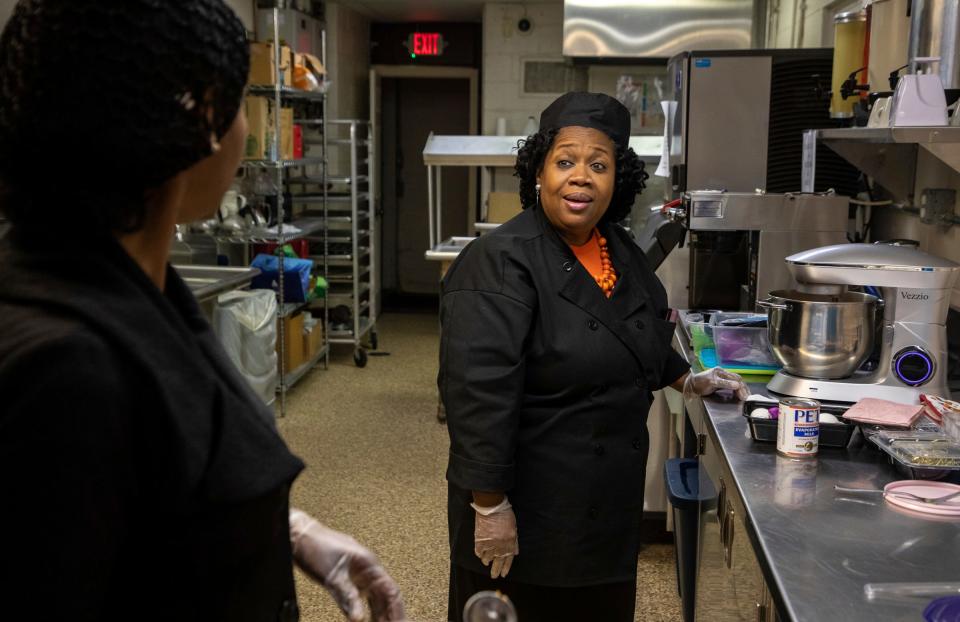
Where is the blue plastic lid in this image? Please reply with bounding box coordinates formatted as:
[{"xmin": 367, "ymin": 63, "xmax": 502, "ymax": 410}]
[
  {"xmin": 664, "ymin": 459, "xmax": 716, "ymax": 509},
  {"xmin": 924, "ymin": 596, "xmax": 960, "ymax": 622}
]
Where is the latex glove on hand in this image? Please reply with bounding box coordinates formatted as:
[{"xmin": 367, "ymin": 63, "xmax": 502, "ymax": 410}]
[
  {"xmin": 289, "ymin": 509, "xmax": 406, "ymax": 622},
  {"xmin": 683, "ymin": 367, "xmax": 750, "ymax": 401},
  {"xmin": 471, "ymin": 496, "xmax": 519, "ymax": 579}
]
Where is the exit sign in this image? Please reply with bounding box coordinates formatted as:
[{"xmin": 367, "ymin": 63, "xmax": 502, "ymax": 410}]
[{"xmin": 406, "ymin": 32, "xmax": 444, "ymax": 58}]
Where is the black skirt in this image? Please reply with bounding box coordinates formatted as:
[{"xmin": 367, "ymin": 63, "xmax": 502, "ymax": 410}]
[{"xmin": 448, "ymin": 563, "xmax": 636, "ymax": 622}]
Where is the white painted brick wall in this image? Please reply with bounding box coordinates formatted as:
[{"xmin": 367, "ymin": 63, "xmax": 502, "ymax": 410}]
[
  {"xmin": 482, "ymin": 2, "xmax": 565, "ymax": 137},
  {"xmin": 767, "ymin": 0, "xmax": 860, "ymax": 48},
  {"xmin": 482, "ymin": 2, "xmax": 564, "ymax": 191}
]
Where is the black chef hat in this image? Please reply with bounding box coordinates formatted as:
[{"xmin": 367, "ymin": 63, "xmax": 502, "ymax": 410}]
[{"xmin": 539, "ymin": 92, "xmax": 630, "ymax": 150}]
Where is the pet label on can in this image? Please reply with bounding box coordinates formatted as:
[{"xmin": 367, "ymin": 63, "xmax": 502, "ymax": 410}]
[{"xmin": 777, "ymin": 398, "xmax": 820, "ymax": 458}]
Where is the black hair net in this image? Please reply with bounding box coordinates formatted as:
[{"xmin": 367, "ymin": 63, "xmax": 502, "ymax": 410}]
[{"xmin": 0, "ymin": 0, "xmax": 249, "ymax": 235}]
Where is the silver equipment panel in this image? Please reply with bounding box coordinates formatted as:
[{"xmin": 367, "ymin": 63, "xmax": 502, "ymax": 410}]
[
  {"xmin": 685, "ymin": 192, "xmax": 849, "ymax": 232},
  {"xmin": 686, "ymin": 55, "xmax": 772, "ymax": 192}
]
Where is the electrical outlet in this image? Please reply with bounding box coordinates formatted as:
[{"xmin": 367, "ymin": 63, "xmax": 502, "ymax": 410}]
[{"xmin": 919, "ymin": 188, "xmax": 957, "ymax": 226}]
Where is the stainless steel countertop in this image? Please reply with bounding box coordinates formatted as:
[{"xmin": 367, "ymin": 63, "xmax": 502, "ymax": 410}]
[
  {"xmin": 173, "ymin": 265, "xmax": 260, "ymax": 302},
  {"xmin": 675, "ymin": 325, "xmax": 960, "ymax": 622}
]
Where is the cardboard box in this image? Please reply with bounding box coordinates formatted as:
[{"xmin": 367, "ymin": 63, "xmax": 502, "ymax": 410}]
[
  {"xmin": 243, "ymin": 96, "xmax": 270, "ymax": 160},
  {"xmin": 243, "ymin": 98, "xmax": 294, "ymax": 161},
  {"xmin": 292, "ymin": 52, "xmax": 328, "ymax": 90},
  {"xmin": 277, "ymin": 313, "xmax": 305, "ymax": 373},
  {"xmin": 487, "ymin": 192, "xmax": 523, "ymax": 223},
  {"xmin": 300, "ymin": 52, "xmax": 326, "ymax": 77},
  {"xmin": 249, "ymin": 42, "xmax": 293, "ymax": 86},
  {"xmin": 302, "ymin": 323, "xmax": 324, "ymax": 360},
  {"xmin": 280, "ymin": 107, "xmax": 294, "ymax": 160}
]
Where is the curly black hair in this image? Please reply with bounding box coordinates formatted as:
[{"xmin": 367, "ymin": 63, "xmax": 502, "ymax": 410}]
[
  {"xmin": 0, "ymin": 0, "xmax": 249, "ymax": 237},
  {"xmin": 513, "ymin": 128, "xmax": 648, "ymax": 224}
]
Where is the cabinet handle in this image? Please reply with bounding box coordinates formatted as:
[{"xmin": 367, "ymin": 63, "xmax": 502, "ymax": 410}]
[
  {"xmin": 723, "ymin": 507, "xmax": 735, "ymax": 569},
  {"xmin": 717, "ymin": 477, "xmax": 727, "ymax": 539},
  {"xmin": 756, "ymin": 602, "xmax": 766, "ymax": 622}
]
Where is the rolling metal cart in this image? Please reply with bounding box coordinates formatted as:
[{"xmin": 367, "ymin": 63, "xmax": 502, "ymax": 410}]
[{"xmin": 295, "ymin": 119, "xmax": 378, "ymax": 367}]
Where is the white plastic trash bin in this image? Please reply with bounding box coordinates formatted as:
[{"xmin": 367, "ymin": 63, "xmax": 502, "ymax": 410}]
[{"xmin": 213, "ymin": 289, "xmax": 278, "ymax": 404}]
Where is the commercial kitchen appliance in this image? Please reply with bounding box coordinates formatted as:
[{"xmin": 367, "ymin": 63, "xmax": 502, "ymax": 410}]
[
  {"xmin": 830, "ymin": 10, "xmax": 869, "ymax": 120},
  {"xmin": 762, "ymin": 243, "xmax": 960, "ymax": 404},
  {"xmin": 866, "ymin": 0, "xmax": 911, "ymax": 95},
  {"xmin": 659, "ymin": 49, "xmax": 859, "ymax": 310},
  {"xmin": 659, "ymin": 191, "xmax": 849, "ymax": 311},
  {"xmin": 908, "ymin": 0, "xmax": 960, "ymax": 90},
  {"xmin": 665, "ymin": 49, "xmax": 858, "ymax": 198}
]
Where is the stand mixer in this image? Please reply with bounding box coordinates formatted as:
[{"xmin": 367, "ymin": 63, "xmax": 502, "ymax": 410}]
[{"xmin": 761, "ymin": 243, "xmax": 960, "ymax": 404}]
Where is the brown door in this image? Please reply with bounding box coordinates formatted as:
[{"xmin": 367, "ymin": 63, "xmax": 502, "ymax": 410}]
[{"xmin": 381, "ymin": 77, "xmax": 471, "ymax": 295}]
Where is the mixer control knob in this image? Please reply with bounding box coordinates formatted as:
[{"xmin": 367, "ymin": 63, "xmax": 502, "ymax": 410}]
[{"xmin": 892, "ymin": 347, "xmax": 935, "ymax": 386}]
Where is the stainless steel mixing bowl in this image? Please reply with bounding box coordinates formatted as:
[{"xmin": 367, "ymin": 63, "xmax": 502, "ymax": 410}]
[{"xmin": 758, "ymin": 290, "xmax": 878, "ymax": 379}]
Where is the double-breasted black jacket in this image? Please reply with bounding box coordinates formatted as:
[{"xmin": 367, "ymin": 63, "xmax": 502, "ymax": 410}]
[
  {"xmin": 0, "ymin": 232, "xmax": 305, "ymax": 621},
  {"xmin": 439, "ymin": 205, "xmax": 689, "ymax": 587}
]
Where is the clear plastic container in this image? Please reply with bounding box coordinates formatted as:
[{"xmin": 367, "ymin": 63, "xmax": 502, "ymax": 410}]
[
  {"xmin": 946, "ymin": 412, "xmax": 960, "ymax": 445},
  {"xmin": 680, "ymin": 310, "xmax": 717, "ymax": 352},
  {"xmin": 867, "ymin": 430, "xmax": 960, "ymax": 480},
  {"xmin": 711, "ymin": 312, "xmax": 777, "ymax": 367}
]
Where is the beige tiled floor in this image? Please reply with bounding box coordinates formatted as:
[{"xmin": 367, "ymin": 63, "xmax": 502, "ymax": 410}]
[{"xmin": 276, "ymin": 312, "xmax": 682, "ymax": 622}]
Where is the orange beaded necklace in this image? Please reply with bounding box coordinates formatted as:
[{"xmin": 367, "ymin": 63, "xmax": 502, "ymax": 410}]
[
  {"xmin": 569, "ymin": 228, "xmax": 618, "ymax": 298},
  {"xmin": 595, "ymin": 230, "xmax": 617, "ymax": 298}
]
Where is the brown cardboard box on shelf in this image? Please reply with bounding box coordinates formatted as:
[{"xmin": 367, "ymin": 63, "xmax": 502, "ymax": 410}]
[
  {"xmin": 487, "ymin": 192, "xmax": 522, "ymax": 223},
  {"xmin": 249, "ymin": 42, "xmax": 293, "ymax": 86},
  {"xmin": 244, "ymin": 96, "xmax": 270, "ymax": 160},
  {"xmin": 243, "ymin": 98, "xmax": 294, "ymax": 161},
  {"xmin": 293, "ymin": 52, "xmax": 327, "ymax": 91},
  {"xmin": 302, "ymin": 322, "xmax": 324, "ymax": 360},
  {"xmin": 280, "ymin": 107, "xmax": 294, "ymax": 160},
  {"xmin": 277, "ymin": 313, "xmax": 305, "ymax": 374},
  {"xmin": 300, "ymin": 52, "xmax": 326, "ymax": 78}
]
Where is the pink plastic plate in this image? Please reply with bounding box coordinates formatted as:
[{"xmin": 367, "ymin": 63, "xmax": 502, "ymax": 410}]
[{"xmin": 883, "ymin": 480, "xmax": 960, "ymax": 517}]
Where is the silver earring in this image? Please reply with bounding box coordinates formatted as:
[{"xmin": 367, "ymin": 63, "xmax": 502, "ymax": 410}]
[{"xmin": 535, "ymin": 183, "xmax": 541, "ymax": 204}]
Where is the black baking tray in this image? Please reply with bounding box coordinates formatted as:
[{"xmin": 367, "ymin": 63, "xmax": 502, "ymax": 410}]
[{"xmin": 742, "ymin": 398, "xmax": 857, "ymax": 449}]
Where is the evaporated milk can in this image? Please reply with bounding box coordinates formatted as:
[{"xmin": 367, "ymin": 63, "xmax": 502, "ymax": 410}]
[{"xmin": 777, "ymin": 398, "xmax": 820, "ymax": 458}]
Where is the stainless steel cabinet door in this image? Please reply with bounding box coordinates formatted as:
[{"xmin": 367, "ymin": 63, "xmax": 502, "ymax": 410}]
[{"xmin": 695, "ymin": 431, "xmax": 764, "ymax": 621}]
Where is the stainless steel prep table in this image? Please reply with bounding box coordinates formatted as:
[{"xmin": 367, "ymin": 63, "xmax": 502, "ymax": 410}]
[
  {"xmin": 175, "ymin": 265, "xmax": 260, "ymax": 319},
  {"xmin": 176, "ymin": 265, "xmax": 260, "ymax": 302},
  {"xmin": 674, "ymin": 324, "xmax": 960, "ymax": 622}
]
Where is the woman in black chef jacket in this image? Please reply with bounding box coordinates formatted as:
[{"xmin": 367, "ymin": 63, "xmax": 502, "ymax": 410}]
[
  {"xmin": 440, "ymin": 92, "xmax": 750, "ymax": 622},
  {"xmin": 0, "ymin": 3, "xmax": 404, "ymax": 621}
]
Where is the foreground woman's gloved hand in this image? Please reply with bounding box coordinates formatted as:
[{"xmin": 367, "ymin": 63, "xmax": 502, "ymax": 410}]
[
  {"xmin": 289, "ymin": 509, "xmax": 406, "ymax": 622},
  {"xmin": 470, "ymin": 496, "xmax": 519, "ymax": 579},
  {"xmin": 683, "ymin": 367, "xmax": 750, "ymax": 401}
]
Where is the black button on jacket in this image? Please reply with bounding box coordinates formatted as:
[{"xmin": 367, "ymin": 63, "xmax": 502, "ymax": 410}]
[
  {"xmin": 0, "ymin": 233, "xmax": 305, "ymax": 621},
  {"xmin": 440, "ymin": 206, "xmax": 689, "ymax": 587}
]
